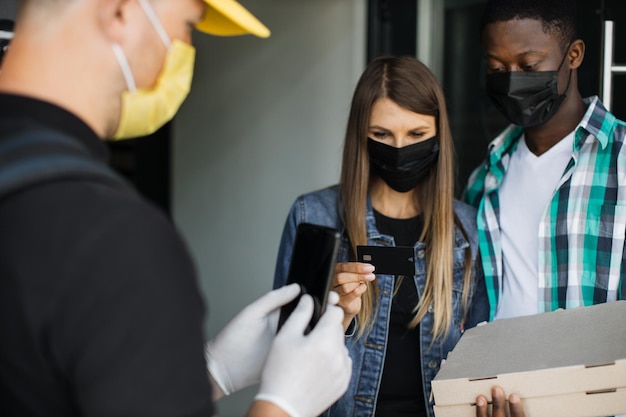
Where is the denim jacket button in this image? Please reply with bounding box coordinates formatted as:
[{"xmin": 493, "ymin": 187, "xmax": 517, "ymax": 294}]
[
  {"xmin": 417, "ymin": 250, "xmax": 425, "ymax": 259},
  {"xmin": 428, "ymin": 360, "xmax": 438, "ymax": 369},
  {"xmin": 427, "ymin": 304, "xmax": 434, "ymax": 314}
]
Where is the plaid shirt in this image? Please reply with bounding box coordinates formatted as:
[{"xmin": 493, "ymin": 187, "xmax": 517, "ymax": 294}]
[{"xmin": 464, "ymin": 96, "xmax": 626, "ymax": 320}]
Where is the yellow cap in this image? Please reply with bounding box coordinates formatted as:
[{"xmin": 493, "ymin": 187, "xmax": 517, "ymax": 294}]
[{"xmin": 196, "ymin": 0, "xmax": 271, "ymax": 38}]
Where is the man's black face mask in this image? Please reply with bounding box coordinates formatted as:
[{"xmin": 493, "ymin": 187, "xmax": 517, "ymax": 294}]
[{"xmin": 486, "ymin": 47, "xmax": 572, "ymax": 128}]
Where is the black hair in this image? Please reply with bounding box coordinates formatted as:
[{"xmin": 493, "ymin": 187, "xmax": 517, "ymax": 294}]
[{"xmin": 480, "ymin": 0, "xmax": 577, "ymax": 50}]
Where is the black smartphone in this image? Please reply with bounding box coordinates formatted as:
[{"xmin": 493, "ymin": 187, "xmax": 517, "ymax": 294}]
[
  {"xmin": 356, "ymin": 245, "xmax": 416, "ymax": 276},
  {"xmin": 277, "ymin": 223, "xmax": 341, "ymax": 334}
]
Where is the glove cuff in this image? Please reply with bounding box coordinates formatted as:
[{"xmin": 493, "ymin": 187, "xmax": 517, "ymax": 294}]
[
  {"xmin": 254, "ymin": 393, "xmax": 303, "ymax": 417},
  {"xmin": 205, "ymin": 343, "xmax": 233, "ymax": 396}
]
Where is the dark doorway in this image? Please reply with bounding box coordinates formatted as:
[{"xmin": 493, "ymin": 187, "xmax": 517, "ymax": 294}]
[
  {"xmin": 442, "ymin": 0, "xmax": 626, "ymax": 193},
  {"xmin": 367, "ymin": 0, "xmax": 626, "ymax": 193},
  {"xmin": 367, "ymin": 0, "xmax": 417, "ymax": 61},
  {"xmin": 107, "ymin": 124, "xmax": 172, "ymax": 216}
]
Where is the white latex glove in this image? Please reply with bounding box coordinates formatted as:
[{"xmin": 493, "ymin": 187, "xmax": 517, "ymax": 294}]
[
  {"xmin": 205, "ymin": 284, "xmax": 301, "ymax": 396},
  {"xmin": 254, "ymin": 293, "xmax": 352, "ymax": 417}
]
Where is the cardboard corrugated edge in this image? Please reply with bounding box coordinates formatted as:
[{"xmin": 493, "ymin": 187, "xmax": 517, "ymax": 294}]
[
  {"xmin": 431, "ymin": 358, "xmax": 626, "ymax": 406},
  {"xmin": 433, "ymin": 386, "xmax": 626, "ymax": 417}
]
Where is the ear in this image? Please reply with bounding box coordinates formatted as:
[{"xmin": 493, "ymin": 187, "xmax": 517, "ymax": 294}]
[
  {"xmin": 568, "ymin": 39, "xmax": 585, "ymax": 70},
  {"xmin": 97, "ymin": 0, "xmax": 135, "ymax": 43}
]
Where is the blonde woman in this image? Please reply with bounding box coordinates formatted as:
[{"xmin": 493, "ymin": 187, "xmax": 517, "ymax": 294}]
[{"xmin": 273, "ymin": 56, "xmax": 488, "ymax": 417}]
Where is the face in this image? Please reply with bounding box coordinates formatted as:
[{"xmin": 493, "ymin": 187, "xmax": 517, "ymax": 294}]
[
  {"xmin": 368, "ymin": 97, "xmax": 436, "ymax": 148},
  {"xmin": 129, "ymin": 0, "xmax": 205, "ymax": 89},
  {"xmin": 151, "ymin": 0, "xmax": 206, "ymax": 45},
  {"xmin": 482, "ymin": 18, "xmax": 570, "ymax": 91}
]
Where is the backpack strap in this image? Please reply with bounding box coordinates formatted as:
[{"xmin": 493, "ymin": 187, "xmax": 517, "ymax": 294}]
[{"xmin": 0, "ymin": 129, "xmax": 130, "ymax": 200}]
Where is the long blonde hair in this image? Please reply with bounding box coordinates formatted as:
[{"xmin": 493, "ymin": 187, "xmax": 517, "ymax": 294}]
[{"xmin": 339, "ymin": 56, "xmax": 472, "ymax": 341}]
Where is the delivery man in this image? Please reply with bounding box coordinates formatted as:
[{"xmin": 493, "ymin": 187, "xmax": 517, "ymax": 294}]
[{"xmin": 0, "ymin": 1, "xmax": 351, "ymax": 416}]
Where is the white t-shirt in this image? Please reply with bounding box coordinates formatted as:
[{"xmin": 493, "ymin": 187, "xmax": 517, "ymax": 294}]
[{"xmin": 495, "ymin": 131, "xmax": 575, "ymax": 320}]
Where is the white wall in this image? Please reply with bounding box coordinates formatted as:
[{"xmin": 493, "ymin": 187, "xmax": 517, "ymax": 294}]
[{"xmin": 172, "ymin": 1, "xmax": 366, "ymax": 415}]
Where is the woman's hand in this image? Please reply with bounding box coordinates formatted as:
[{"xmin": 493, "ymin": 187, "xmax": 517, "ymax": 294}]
[{"xmin": 332, "ymin": 262, "xmax": 376, "ymax": 331}]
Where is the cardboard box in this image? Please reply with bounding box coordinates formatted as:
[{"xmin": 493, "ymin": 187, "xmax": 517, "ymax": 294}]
[{"xmin": 431, "ymin": 301, "xmax": 626, "ymax": 417}]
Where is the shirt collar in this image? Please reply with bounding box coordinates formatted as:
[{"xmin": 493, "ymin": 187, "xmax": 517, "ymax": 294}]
[
  {"xmin": 486, "ymin": 96, "xmax": 615, "ymax": 162},
  {"xmin": 575, "ymin": 96, "xmax": 614, "ymax": 150}
]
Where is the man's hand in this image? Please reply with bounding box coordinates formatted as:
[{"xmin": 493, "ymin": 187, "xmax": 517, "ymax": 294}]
[
  {"xmin": 205, "ymin": 284, "xmax": 301, "ymax": 398},
  {"xmin": 476, "ymin": 386, "xmax": 526, "ymax": 417},
  {"xmin": 255, "ymin": 294, "xmax": 352, "ymax": 417}
]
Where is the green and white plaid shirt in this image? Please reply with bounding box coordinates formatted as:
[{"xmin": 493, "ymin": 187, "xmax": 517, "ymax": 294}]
[{"xmin": 464, "ymin": 96, "xmax": 626, "ymax": 320}]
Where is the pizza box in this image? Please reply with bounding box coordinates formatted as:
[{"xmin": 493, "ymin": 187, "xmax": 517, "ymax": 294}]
[
  {"xmin": 431, "ymin": 301, "xmax": 626, "ymax": 417},
  {"xmin": 433, "ymin": 388, "xmax": 626, "ymax": 417}
]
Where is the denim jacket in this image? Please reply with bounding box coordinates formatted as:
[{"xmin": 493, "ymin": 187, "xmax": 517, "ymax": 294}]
[{"xmin": 273, "ymin": 185, "xmax": 489, "ymax": 417}]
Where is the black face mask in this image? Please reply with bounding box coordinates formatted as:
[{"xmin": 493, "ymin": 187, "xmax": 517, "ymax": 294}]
[
  {"xmin": 486, "ymin": 49, "xmax": 572, "ymax": 128},
  {"xmin": 368, "ymin": 136, "xmax": 439, "ymax": 193}
]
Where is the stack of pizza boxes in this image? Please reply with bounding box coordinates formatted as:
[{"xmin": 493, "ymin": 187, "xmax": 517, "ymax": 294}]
[{"xmin": 431, "ymin": 301, "xmax": 626, "ymax": 417}]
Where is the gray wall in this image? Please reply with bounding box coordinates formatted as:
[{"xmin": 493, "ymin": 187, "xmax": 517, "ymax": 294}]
[
  {"xmin": 173, "ymin": 1, "xmax": 366, "ymax": 415},
  {"xmin": 0, "ymin": 0, "xmax": 16, "ymax": 19}
]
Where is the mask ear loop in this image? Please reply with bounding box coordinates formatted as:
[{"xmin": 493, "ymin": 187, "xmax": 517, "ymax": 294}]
[
  {"xmin": 557, "ymin": 42, "xmax": 573, "ymax": 97},
  {"xmin": 112, "ymin": 44, "xmax": 137, "ymax": 92},
  {"xmin": 557, "ymin": 42, "xmax": 573, "ymax": 70},
  {"xmin": 137, "ymin": 0, "xmax": 172, "ymax": 49}
]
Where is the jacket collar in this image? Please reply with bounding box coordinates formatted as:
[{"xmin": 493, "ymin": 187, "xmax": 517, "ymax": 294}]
[{"xmin": 364, "ymin": 194, "xmax": 469, "ymax": 250}]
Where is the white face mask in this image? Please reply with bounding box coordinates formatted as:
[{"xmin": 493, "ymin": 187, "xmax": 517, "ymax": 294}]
[{"xmin": 111, "ymin": 0, "xmax": 195, "ymax": 140}]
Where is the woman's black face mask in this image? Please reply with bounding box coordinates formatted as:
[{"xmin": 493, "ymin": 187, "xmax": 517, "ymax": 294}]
[
  {"xmin": 367, "ymin": 136, "xmax": 439, "ymax": 193},
  {"xmin": 486, "ymin": 47, "xmax": 572, "ymax": 128}
]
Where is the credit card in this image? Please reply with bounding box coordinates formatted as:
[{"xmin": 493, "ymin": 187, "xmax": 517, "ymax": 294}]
[{"xmin": 356, "ymin": 245, "xmax": 416, "ymax": 276}]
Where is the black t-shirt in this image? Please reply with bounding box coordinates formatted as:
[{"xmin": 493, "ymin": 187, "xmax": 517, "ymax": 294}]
[
  {"xmin": 373, "ymin": 209, "xmax": 427, "ymax": 417},
  {"xmin": 0, "ymin": 94, "xmax": 214, "ymax": 417}
]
